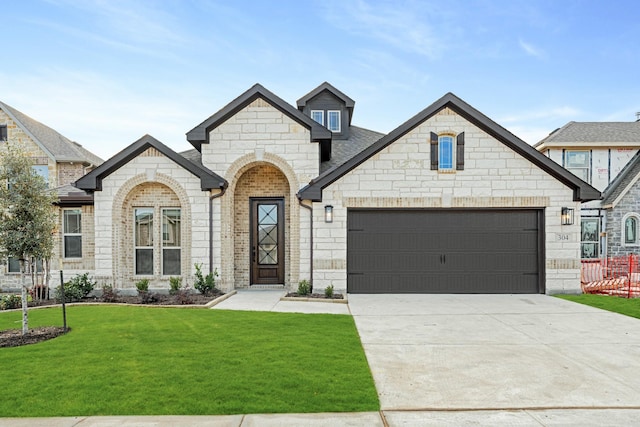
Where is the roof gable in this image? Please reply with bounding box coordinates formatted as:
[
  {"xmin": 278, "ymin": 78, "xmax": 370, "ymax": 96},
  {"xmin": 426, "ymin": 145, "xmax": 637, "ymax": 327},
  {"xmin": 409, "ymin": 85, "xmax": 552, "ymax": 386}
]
[
  {"xmin": 0, "ymin": 101, "xmax": 103, "ymax": 165},
  {"xmin": 186, "ymin": 83, "xmax": 331, "ymax": 151},
  {"xmin": 75, "ymin": 134, "xmax": 227, "ymax": 192},
  {"xmin": 296, "ymin": 82, "xmax": 355, "ymax": 125},
  {"xmin": 602, "ymin": 149, "xmax": 640, "ymax": 208},
  {"xmin": 298, "ymin": 92, "xmax": 601, "ymax": 202}
]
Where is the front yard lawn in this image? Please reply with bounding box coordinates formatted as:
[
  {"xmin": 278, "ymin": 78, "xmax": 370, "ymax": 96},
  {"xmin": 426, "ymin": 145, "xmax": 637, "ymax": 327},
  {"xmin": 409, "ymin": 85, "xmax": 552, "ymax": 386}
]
[
  {"xmin": 555, "ymin": 294, "xmax": 640, "ymax": 319},
  {"xmin": 0, "ymin": 306, "xmax": 379, "ymax": 416}
]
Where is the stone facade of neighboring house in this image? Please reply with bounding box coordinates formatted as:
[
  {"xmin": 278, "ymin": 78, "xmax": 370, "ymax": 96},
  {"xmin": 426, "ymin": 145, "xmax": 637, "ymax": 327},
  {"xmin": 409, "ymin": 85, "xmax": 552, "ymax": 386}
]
[
  {"xmin": 70, "ymin": 83, "xmax": 598, "ymax": 295},
  {"xmin": 535, "ymin": 121, "xmax": 640, "ymax": 260},
  {"xmin": 0, "ymin": 101, "xmax": 103, "ymax": 290}
]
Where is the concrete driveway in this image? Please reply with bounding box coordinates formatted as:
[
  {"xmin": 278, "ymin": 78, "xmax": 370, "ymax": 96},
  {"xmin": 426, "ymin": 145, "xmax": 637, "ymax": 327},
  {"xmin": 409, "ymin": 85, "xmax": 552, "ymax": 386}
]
[{"xmin": 348, "ymin": 294, "xmax": 640, "ymax": 411}]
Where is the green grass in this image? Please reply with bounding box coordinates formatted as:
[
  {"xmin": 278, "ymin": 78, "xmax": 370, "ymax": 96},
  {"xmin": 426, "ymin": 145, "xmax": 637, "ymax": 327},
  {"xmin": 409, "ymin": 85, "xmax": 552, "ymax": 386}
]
[
  {"xmin": 555, "ymin": 294, "xmax": 640, "ymax": 319},
  {"xmin": 0, "ymin": 306, "xmax": 379, "ymax": 416}
]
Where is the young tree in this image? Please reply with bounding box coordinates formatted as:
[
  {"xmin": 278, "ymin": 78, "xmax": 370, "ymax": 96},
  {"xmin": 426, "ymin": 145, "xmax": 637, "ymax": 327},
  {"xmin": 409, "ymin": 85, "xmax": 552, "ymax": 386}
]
[{"xmin": 0, "ymin": 143, "xmax": 57, "ymax": 335}]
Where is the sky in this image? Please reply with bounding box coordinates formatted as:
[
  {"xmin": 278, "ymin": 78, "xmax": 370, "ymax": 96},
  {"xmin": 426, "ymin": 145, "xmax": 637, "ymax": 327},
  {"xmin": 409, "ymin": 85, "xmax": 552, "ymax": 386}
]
[{"xmin": 2, "ymin": 0, "xmax": 640, "ymax": 161}]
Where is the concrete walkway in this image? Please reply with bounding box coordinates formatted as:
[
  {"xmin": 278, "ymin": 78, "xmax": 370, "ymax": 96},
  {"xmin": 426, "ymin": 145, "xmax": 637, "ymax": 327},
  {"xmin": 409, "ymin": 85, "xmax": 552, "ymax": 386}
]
[{"xmin": 6, "ymin": 291, "xmax": 640, "ymax": 426}]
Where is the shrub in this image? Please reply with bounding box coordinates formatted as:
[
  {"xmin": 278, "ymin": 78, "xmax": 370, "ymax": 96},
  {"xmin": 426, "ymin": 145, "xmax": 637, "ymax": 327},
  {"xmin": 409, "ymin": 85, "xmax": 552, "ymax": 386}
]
[
  {"xmin": 29, "ymin": 285, "xmax": 48, "ymax": 300},
  {"xmin": 55, "ymin": 273, "xmax": 96, "ymax": 302},
  {"xmin": 0, "ymin": 294, "xmax": 22, "ymax": 310},
  {"xmin": 194, "ymin": 264, "xmax": 218, "ymax": 296},
  {"xmin": 135, "ymin": 279, "xmax": 150, "ymax": 294},
  {"xmin": 297, "ymin": 279, "xmax": 310, "ymax": 296},
  {"xmin": 324, "ymin": 285, "xmax": 334, "ymax": 298},
  {"xmin": 101, "ymin": 284, "xmax": 118, "ymax": 302},
  {"xmin": 169, "ymin": 277, "xmax": 182, "ymax": 296}
]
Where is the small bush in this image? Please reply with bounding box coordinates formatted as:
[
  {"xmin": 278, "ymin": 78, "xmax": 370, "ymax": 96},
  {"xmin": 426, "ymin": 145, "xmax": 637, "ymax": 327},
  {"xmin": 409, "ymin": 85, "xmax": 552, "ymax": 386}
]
[
  {"xmin": 55, "ymin": 273, "xmax": 96, "ymax": 302},
  {"xmin": 169, "ymin": 277, "xmax": 182, "ymax": 296},
  {"xmin": 297, "ymin": 279, "xmax": 310, "ymax": 296},
  {"xmin": 324, "ymin": 285, "xmax": 334, "ymax": 298},
  {"xmin": 0, "ymin": 294, "xmax": 22, "ymax": 310},
  {"xmin": 194, "ymin": 264, "xmax": 218, "ymax": 296},
  {"xmin": 135, "ymin": 279, "xmax": 150, "ymax": 294},
  {"xmin": 139, "ymin": 290, "xmax": 158, "ymax": 304},
  {"xmin": 101, "ymin": 284, "xmax": 118, "ymax": 302}
]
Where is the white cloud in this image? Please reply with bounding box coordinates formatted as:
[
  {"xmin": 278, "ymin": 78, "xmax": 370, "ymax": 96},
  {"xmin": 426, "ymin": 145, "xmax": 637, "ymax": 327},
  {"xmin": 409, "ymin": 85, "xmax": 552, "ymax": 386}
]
[{"xmin": 518, "ymin": 38, "xmax": 547, "ymax": 59}]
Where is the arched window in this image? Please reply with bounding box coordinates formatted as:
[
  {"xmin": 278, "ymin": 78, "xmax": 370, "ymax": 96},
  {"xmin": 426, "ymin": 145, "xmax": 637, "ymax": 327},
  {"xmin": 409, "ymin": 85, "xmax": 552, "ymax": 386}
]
[
  {"xmin": 623, "ymin": 213, "xmax": 640, "ymax": 246},
  {"xmin": 439, "ymin": 135, "xmax": 455, "ymax": 170}
]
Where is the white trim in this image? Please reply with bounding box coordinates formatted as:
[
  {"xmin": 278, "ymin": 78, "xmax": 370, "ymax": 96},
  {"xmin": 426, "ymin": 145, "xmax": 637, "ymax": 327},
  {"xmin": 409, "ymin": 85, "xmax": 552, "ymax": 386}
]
[
  {"xmin": 622, "ymin": 212, "xmax": 640, "ymax": 247},
  {"xmin": 134, "ymin": 207, "xmax": 154, "ymax": 275},
  {"xmin": 310, "ymin": 110, "xmax": 324, "ymax": 126},
  {"xmin": 161, "ymin": 207, "xmax": 181, "ymax": 276},
  {"xmin": 62, "ymin": 208, "xmax": 82, "ymax": 258},
  {"xmin": 438, "ymin": 135, "xmax": 455, "ymax": 171}
]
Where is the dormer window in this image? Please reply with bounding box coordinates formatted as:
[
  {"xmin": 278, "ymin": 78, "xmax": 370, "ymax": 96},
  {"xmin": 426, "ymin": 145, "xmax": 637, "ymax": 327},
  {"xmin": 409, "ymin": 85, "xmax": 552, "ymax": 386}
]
[
  {"xmin": 327, "ymin": 110, "xmax": 341, "ymax": 132},
  {"xmin": 311, "ymin": 110, "xmax": 324, "ymax": 125}
]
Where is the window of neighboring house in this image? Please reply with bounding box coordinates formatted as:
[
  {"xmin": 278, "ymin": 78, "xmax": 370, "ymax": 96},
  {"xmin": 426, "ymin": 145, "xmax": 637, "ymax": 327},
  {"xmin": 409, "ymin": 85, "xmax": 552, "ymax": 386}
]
[
  {"xmin": 32, "ymin": 165, "xmax": 49, "ymax": 186},
  {"xmin": 311, "ymin": 110, "xmax": 324, "ymax": 125},
  {"xmin": 327, "ymin": 110, "xmax": 341, "ymax": 132},
  {"xmin": 63, "ymin": 209, "xmax": 82, "ymax": 258},
  {"xmin": 581, "ymin": 217, "xmax": 600, "ymax": 259},
  {"xmin": 565, "ymin": 151, "xmax": 590, "ymax": 183},
  {"xmin": 7, "ymin": 257, "xmax": 43, "ymax": 273},
  {"xmin": 0, "ymin": 125, "xmax": 7, "ymax": 141},
  {"xmin": 623, "ymin": 213, "xmax": 640, "ymax": 246},
  {"xmin": 162, "ymin": 208, "xmax": 181, "ymax": 275},
  {"xmin": 134, "ymin": 208, "xmax": 154, "ymax": 275}
]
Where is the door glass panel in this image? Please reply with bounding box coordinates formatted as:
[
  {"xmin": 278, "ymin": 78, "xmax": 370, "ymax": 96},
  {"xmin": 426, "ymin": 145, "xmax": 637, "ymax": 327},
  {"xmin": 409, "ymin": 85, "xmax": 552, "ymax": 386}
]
[{"xmin": 258, "ymin": 204, "xmax": 278, "ymax": 265}]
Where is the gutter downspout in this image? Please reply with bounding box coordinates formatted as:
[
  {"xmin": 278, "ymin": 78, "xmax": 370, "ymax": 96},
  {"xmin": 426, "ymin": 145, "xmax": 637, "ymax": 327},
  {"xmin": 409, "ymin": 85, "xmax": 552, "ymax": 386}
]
[
  {"xmin": 298, "ymin": 199, "xmax": 313, "ymax": 294},
  {"xmin": 209, "ymin": 185, "xmax": 226, "ymax": 275}
]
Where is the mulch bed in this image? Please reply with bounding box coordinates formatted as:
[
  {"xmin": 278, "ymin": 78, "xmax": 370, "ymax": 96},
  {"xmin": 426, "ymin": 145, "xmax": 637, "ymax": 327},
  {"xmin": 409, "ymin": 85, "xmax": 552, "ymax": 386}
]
[
  {"xmin": 0, "ymin": 326, "xmax": 68, "ymax": 348},
  {"xmin": 285, "ymin": 292, "xmax": 344, "ymax": 299}
]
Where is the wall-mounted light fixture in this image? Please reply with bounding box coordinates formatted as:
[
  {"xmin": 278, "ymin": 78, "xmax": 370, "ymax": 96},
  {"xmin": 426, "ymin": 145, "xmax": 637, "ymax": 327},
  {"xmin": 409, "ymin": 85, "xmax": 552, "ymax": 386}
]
[
  {"xmin": 561, "ymin": 207, "xmax": 574, "ymax": 225},
  {"xmin": 324, "ymin": 205, "xmax": 333, "ymax": 223}
]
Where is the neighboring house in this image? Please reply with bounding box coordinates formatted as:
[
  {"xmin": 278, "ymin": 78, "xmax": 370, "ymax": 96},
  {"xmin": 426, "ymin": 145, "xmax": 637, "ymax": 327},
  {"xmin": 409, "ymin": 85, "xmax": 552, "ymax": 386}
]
[
  {"xmin": 69, "ymin": 82, "xmax": 597, "ymax": 295},
  {"xmin": 0, "ymin": 101, "xmax": 103, "ymax": 287},
  {"xmin": 535, "ymin": 121, "xmax": 640, "ymax": 259}
]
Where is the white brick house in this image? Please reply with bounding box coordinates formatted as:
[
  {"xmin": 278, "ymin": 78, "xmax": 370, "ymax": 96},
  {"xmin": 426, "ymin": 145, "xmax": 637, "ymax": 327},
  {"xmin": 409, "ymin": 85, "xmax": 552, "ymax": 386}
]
[{"xmin": 70, "ymin": 83, "xmax": 598, "ymax": 294}]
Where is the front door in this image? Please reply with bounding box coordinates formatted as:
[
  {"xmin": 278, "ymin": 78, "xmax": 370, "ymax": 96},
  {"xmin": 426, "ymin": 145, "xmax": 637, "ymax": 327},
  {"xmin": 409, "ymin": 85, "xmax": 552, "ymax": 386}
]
[{"xmin": 250, "ymin": 198, "xmax": 285, "ymax": 285}]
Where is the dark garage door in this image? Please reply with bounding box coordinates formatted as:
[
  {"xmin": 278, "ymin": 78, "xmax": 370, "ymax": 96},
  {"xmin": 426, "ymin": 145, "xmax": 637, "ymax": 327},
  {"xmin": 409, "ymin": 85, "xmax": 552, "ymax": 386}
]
[{"xmin": 347, "ymin": 209, "xmax": 543, "ymax": 294}]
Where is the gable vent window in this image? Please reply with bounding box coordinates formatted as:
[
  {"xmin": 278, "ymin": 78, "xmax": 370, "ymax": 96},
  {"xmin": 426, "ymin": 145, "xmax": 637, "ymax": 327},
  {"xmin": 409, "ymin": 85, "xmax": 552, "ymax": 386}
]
[
  {"xmin": 0, "ymin": 125, "xmax": 7, "ymax": 141},
  {"xmin": 327, "ymin": 110, "xmax": 341, "ymax": 132},
  {"xmin": 430, "ymin": 132, "xmax": 465, "ymax": 172},
  {"xmin": 311, "ymin": 110, "xmax": 324, "ymax": 125}
]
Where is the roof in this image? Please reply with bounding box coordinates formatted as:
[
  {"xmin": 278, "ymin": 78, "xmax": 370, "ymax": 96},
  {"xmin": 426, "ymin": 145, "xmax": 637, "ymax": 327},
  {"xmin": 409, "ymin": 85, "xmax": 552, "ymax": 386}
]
[
  {"xmin": 0, "ymin": 100, "xmax": 103, "ymax": 165},
  {"xmin": 602, "ymin": 149, "xmax": 640, "ymax": 208},
  {"xmin": 75, "ymin": 134, "xmax": 227, "ymax": 192},
  {"xmin": 55, "ymin": 184, "xmax": 94, "ymax": 206},
  {"xmin": 535, "ymin": 121, "xmax": 640, "ymax": 150},
  {"xmin": 320, "ymin": 126, "xmax": 385, "ymax": 173},
  {"xmin": 296, "ymin": 82, "xmax": 356, "ymax": 125},
  {"xmin": 298, "ymin": 92, "xmax": 601, "ymax": 202},
  {"xmin": 186, "ymin": 83, "xmax": 332, "ymax": 151}
]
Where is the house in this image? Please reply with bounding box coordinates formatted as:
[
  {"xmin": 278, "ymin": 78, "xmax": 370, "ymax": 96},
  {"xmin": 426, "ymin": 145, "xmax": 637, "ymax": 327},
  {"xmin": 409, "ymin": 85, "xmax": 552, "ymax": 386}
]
[
  {"xmin": 0, "ymin": 101, "xmax": 103, "ymax": 288},
  {"xmin": 535, "ymin": 121, "xmax": 640, "ymax": 259},
  {"xmin": 67, "ymin": 82, "xmax": 598, "ymax": 295}
]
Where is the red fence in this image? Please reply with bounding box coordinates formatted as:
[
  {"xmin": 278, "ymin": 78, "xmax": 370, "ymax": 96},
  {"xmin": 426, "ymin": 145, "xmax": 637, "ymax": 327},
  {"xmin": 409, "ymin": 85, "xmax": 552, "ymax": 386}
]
[{"xmin": 581, "ymin": 255, "xmax": 640, "ymax": 298}]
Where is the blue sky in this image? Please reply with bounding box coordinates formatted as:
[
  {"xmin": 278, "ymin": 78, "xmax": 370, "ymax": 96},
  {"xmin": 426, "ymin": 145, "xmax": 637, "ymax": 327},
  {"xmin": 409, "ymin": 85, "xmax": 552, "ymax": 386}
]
[{"xmin": 2, "ymin": 0, "xmax": 640, "ymax": 160}]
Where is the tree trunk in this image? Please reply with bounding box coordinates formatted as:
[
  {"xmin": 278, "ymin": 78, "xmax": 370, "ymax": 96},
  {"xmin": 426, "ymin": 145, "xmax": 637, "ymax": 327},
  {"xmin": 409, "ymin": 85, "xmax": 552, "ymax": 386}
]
[{"xmin": 20, "ymin": 259, "xmax": 29, "ymax": 336}]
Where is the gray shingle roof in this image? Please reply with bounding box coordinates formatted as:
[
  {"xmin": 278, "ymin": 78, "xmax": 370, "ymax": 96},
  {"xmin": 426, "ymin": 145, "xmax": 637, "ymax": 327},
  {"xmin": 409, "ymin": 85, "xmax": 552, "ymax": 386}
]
[
  {"xmin": 536, "ymin": 121, "xmax": 640, "ymax": 146},
  {"xmin": 320, "ymin": 126, "xmax": 385, "ymax": 173},
  {"xmin": 602, "ymin": 150, "xmax": 640, "ymax": 207},
  {"xmin": 0, "ymin": 101, "xmax": 103, "ymax": 165}
]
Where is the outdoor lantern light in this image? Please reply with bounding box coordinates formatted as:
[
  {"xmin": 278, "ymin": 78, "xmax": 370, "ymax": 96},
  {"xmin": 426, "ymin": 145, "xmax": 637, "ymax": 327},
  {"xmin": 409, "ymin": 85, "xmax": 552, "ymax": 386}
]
[
  {"xmin": 324, "ymin": 205, "xmax": 333, "ymax": 223},
  {"xmin": 561, "ymin": 207, "xmax": 574, "ymax": 225}
]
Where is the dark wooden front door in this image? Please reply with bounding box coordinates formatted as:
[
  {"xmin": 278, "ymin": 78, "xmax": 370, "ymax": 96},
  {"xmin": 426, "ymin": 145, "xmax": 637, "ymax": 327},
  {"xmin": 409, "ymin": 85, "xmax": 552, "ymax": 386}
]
[{"xmin": 250, "ymin": 198, "xmax": 285, "ymax": 285}]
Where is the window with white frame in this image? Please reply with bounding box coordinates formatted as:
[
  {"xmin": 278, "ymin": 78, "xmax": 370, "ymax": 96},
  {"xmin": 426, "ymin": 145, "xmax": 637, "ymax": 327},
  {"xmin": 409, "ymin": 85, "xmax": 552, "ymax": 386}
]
[
  {"xmin": 565, "ymin": 151, "xmax": 590, "ymax": 183},
  {"xmin": 581, "ymin": 217, "xmax": 600, "ymax": 259},
  {"xmin": 327, "ymin": 110, "xmax": 341, "ymax": 132},
  {"xmin": 311, "ymin": 110, "xmax": 324, "ymax": 125},
  {"xmin": 134, "ymin": 208, "xmax": 154, "ymax": 275},
  {"xmin": 162, "ymin": 208, "xmax": 181, "ymax": 275},
  {"xmin": 32, "ymin": 165, "xmax": 49, "ymax": 187},
  {"xmin": 63, "ymin": 209, "xmax": 82, "ymax": 258},
  {"xmin": 438, "ymin": 135, "xmax": 455, "ymax": 171},
  {"xmin": 623, "ymin": 213, "xmax": 640, "ymax": 246}
]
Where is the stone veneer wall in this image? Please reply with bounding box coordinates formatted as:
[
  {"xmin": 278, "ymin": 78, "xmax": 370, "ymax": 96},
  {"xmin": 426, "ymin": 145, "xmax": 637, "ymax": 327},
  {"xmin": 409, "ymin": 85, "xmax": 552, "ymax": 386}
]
[
  {"xmin": 311, "ymin": 107, "xmax": 582, "ymax": 294},
  {"xmin": 606, "ymin": 184, "xmax": 640, "ymax": 257}
]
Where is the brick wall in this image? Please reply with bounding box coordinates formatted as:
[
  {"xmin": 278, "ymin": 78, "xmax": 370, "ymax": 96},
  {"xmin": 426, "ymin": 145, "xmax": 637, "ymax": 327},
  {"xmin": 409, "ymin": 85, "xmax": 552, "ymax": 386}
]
[
  {"xmin": 57, "ymin": 162, "xmax": 87, "ymax": 186},
  {"xmin": 312, "ymin": 107, "xmax": 581, "ymax": 293}
]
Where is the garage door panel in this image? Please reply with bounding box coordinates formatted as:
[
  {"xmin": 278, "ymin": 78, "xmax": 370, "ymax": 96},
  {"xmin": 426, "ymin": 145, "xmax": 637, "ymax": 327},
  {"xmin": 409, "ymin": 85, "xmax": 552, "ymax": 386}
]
[{"xmin": 347, "ymin": 210, "xmax": 542, "ymax": 294}]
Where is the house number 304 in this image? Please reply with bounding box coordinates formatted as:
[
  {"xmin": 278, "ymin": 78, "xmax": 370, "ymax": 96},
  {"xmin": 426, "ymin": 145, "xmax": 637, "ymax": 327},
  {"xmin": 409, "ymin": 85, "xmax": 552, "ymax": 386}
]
[{"xmin": 556, "ymin": 234, "xmax": 570, "ymax": 241}]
